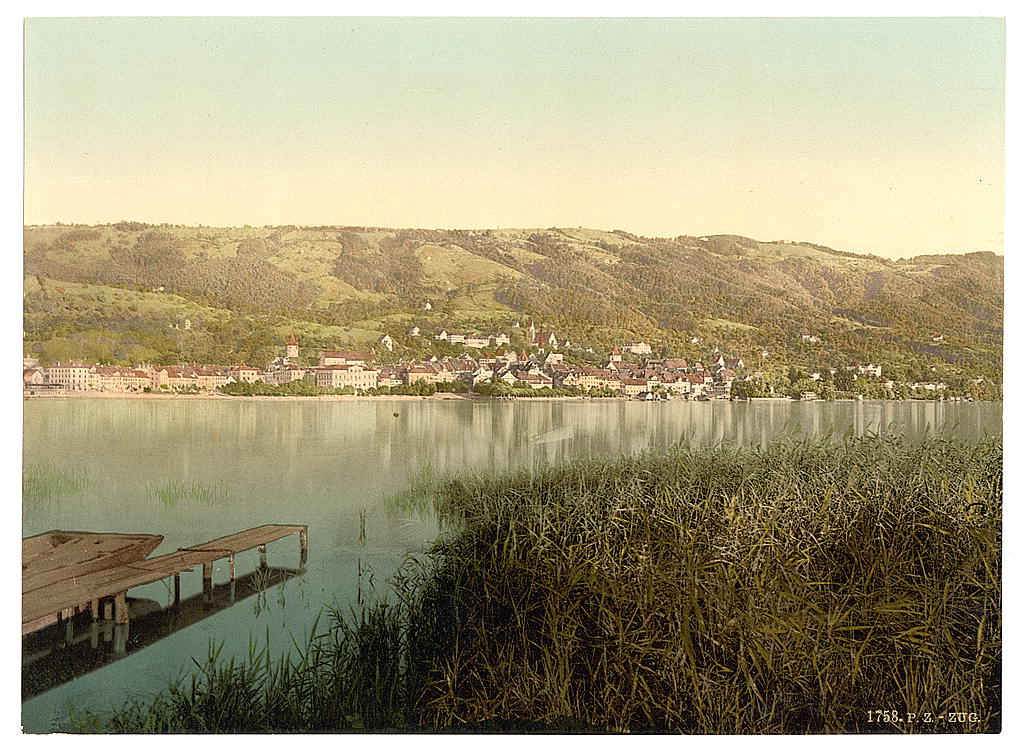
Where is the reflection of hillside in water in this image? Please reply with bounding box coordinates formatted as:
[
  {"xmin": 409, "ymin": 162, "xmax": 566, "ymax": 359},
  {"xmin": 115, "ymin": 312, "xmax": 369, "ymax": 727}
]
[
  {"xmin": 22, "ymin": 564, "xmax": 304, "ymax": 701},
  {"xmin": 22, "ymin": 399, "xmax": 998, "ymax": 552},
  {"xmin": 26, "ymin": 399, "xmax": 997, "ymax": 494}
]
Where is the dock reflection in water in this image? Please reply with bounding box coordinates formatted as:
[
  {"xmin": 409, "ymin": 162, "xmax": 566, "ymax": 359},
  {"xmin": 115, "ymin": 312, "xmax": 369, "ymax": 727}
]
[{"xmin": 22, "ymin": 560, "xmax": 306, "ymax": 701}]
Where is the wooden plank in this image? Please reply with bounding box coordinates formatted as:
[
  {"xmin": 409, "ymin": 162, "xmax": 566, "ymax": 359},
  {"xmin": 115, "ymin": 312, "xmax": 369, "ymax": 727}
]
[
  {"xmin": 22, "ymin": 532, "xmax": 163, "ymax": 594},
  {"xmin": 23, "ymin": 565, "xmax": 151, "ymax": 625},
  {"xmin": 135, "ymin": 550, "xmax": 231, "ymax": 573},
  {"xmin": 179, "ymin": 524, "xmax": 305, "ymax": 556}
]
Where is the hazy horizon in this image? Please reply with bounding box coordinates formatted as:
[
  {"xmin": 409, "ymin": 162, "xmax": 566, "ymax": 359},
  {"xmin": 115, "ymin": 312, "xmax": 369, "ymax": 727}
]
[{"xmin": 25, "ymin": 17, "xmax": 1004, "ymax": 260}]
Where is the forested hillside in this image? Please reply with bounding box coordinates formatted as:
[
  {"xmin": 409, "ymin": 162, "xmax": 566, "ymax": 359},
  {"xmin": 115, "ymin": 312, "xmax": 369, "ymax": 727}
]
[{"xmin": 23, "ymin": 223, "xmax": 1002, "ymax": 384}]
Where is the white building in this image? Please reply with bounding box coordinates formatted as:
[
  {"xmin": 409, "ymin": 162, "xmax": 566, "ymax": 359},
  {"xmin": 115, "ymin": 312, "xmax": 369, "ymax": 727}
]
[
  {"xmin": 93, "ymin": 366, "xmax": 151, "ymax": 392},
  {"xmin": 320, "ymin": 351, "xmax": 373, "ymax": 367},
  {"xmin": 849, "ymin": 363, "xmax": 883, "ymax": 378},
  {"xmin": 268, "ymin": 365, "xmax": 307, "ymax": 385},
  {"xmin": 622, "ymin": 341, "xmax": 653, "ymax": 355},
  {"xmin": 315, "ymin": 364, "xmax": 379, "ymax": 390},
  {"xmin": 47, "ymin": 362, "xmax": 96, "ymax": 391},
  {"xmin": 227, "ymin": 366, "xmax": 261, "ymax": 383}
]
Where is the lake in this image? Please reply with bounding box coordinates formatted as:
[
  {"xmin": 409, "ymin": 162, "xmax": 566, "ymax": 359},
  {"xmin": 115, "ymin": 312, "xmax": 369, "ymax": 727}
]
[{"xmin": 21, "ymin": 397, "xmax": 1001, "ymax": 732}]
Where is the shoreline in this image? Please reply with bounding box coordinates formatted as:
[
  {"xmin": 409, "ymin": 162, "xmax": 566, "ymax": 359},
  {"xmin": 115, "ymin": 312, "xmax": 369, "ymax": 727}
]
[
  {"xmin": 21, "ymin": 391, "xmax": 603, "ymax": 402},
  {"xmin": 23, "ymin": 391, "xmax": 994, "ymax": 404},
  {"xmin": 23, "ymin": 391, "xmax": 472, "ymax": 402}
]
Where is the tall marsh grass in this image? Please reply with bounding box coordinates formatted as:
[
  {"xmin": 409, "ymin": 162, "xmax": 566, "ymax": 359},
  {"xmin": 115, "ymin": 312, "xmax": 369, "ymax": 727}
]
[{"xmin": 80, "ymin": 435, "xmax": 1001, "ymax": 734}]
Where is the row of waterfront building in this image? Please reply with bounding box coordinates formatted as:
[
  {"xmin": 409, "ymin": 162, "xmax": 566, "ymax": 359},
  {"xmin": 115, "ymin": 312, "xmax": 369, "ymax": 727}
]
[
  {"xmin": 24, "ymin": 335, "xmax": 746, "ymax": 399},
  {"xmin": 29, "ymin": 330, "xmax": 946, "ymax": 399}
]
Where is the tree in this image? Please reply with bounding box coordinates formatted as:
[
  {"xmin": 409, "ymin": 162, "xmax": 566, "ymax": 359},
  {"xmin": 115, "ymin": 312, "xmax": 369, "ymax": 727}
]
[
  {"xmin": 732, "ymin": 377, "xmax": 771, "ymax": 398},
  {"xmin": 817, "ymin": 380, "xmax": 837, "ymax": 400},
  {"xmin": 789, "ymin": 379, "xmax": 819, "ymax": 399}
]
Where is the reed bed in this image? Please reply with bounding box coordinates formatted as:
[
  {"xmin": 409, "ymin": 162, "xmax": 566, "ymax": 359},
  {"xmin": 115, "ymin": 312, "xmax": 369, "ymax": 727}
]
[
  {"xmin": 22, "ymin": 463, "xmax": 93, "ymax": 505},
  {"xmin": 80, "ymin": 435, "xmax": 1001, "ymax": 734},
  {"xmin": 146, "ymin": 480, "xmax": 228, "ymax": 508}
]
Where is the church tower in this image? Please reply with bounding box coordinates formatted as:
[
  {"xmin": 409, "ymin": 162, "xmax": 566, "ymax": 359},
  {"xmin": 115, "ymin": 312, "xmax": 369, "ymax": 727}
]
[{"xmin": 286, "ymin": 330, "xmax": 299, "ymax": 360}]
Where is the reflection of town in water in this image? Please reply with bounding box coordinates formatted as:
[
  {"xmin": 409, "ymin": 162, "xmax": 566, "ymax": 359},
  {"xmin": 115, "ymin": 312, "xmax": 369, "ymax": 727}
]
[{"xmin": 24, "ymin": 399, "xmax": 998, "ymax": 566}]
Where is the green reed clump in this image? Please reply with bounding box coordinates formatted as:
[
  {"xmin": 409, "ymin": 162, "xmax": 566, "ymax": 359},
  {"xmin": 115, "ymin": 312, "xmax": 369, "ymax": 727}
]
[
  {"xmin": 73, "ymin": 606, "xmax": 416, "ymax": 733},
  {"xmin": 147, "ymin": 480, "xmax": 228, "ymax": 508},
  {"xmin": 412, "ymin": 435, "xmax": 1001, "ymax": 733},
  {"xmin": 81, "ymin": 435, "xmax": 1001, "ymax": 734},
  {"xmin": 22, "ymin": 463, "xmax": 93, "ymax": 505}
]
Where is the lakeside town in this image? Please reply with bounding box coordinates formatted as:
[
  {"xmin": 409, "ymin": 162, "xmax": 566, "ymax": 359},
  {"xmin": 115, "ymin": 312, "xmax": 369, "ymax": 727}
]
[{"xmin": 24, "ymin": 319, "xmax": 989, "ymax": 402}]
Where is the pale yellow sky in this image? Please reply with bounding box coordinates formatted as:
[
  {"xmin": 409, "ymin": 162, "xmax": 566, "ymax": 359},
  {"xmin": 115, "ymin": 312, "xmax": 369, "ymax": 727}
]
[{"xmin": 24, "ymin": 17, "xmax": 1004, "ymax": 258}]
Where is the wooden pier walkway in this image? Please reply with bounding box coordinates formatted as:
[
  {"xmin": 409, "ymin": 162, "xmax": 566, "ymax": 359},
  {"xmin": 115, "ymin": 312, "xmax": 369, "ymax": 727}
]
[{"xmin": 22, "ymin": 524, "xmax": 307, "ymax": 635}]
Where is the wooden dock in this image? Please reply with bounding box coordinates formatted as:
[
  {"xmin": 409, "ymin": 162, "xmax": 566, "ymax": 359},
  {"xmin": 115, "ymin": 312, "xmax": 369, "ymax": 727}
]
[
  {"xmin": 22, "ymin": 531, "xmax": 164, "ymax": 594},
  {"xmin": 22, "ymin": 563, "xmax": 304, "ymax": 701},
  {"xmin": 22, "ymin": 524, "xmax": 307, "ymax": 635}
]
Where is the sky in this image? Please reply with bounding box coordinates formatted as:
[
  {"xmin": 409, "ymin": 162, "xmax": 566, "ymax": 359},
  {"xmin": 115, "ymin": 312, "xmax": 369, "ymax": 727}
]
[{"xmin": 23, "ymin": 16, "xmax": 1005, "ymax": 258}]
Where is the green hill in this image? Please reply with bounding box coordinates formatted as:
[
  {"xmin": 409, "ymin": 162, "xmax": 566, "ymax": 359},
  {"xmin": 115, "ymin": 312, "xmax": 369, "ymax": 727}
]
[{"xmin": 23, "ymin": 223, "xmax": 1002, "ymax": 387}]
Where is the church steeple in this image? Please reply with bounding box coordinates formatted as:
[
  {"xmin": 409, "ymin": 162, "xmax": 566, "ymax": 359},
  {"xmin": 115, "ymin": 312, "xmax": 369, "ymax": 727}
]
[{"xmin": 286, "ymin": 330, "xmax": 299, "ymax": 359}]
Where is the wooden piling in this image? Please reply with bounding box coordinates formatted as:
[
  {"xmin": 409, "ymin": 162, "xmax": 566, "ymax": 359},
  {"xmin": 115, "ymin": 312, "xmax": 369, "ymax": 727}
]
[
  {"xmin": 113, "ymin": 592, "xmax": 129, "ymax": 624},
  {"xmin": 258, "ymin": 544, "xmax": 267, "ymax": 569},
  {"xmin": 173, "ymin": 573, "xmax": 181, "ymax": 605},
  {"xmin": 229, "ymin": 553, "xmax": 235, "ymax": 582},
  {"xmin": 202, "ymin": 561, "xmax": 213, "ymax": 601},
  {"xmin": 113, "ymin": 624, "xmax": 127, "ymax": 655}
]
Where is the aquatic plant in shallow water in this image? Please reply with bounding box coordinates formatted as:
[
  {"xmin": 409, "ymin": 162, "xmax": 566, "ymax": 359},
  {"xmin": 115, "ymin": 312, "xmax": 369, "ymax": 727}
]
[
  {"xmin": 22, "ymin": 463, "xmax": 93, "ymax": 505},
  {"xmin": 79, "ymin": 435, "xmax": 1002, "ymax": 734},
  {"xmin": 146, "ymin": 480, "xmax": 228, "ymax": 509}
]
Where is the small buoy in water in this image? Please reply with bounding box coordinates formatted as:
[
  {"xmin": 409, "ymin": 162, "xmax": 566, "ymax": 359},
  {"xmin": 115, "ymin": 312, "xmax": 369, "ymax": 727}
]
[{"xmin": 393, "ymin": 412, "xmax": 399, "ymax": 418}]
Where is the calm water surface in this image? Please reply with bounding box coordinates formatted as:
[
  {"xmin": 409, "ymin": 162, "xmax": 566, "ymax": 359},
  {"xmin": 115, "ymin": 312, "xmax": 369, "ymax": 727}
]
[{"xmin": 22, "ymin": 397, "xmax": 1001, "ymax": 731}]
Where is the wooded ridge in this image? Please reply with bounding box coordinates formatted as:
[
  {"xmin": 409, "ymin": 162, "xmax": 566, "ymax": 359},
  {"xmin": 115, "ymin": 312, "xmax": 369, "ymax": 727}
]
[{"xmin": 23, "ymin": 224, "xmax": 1002, "ymax": 385}]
